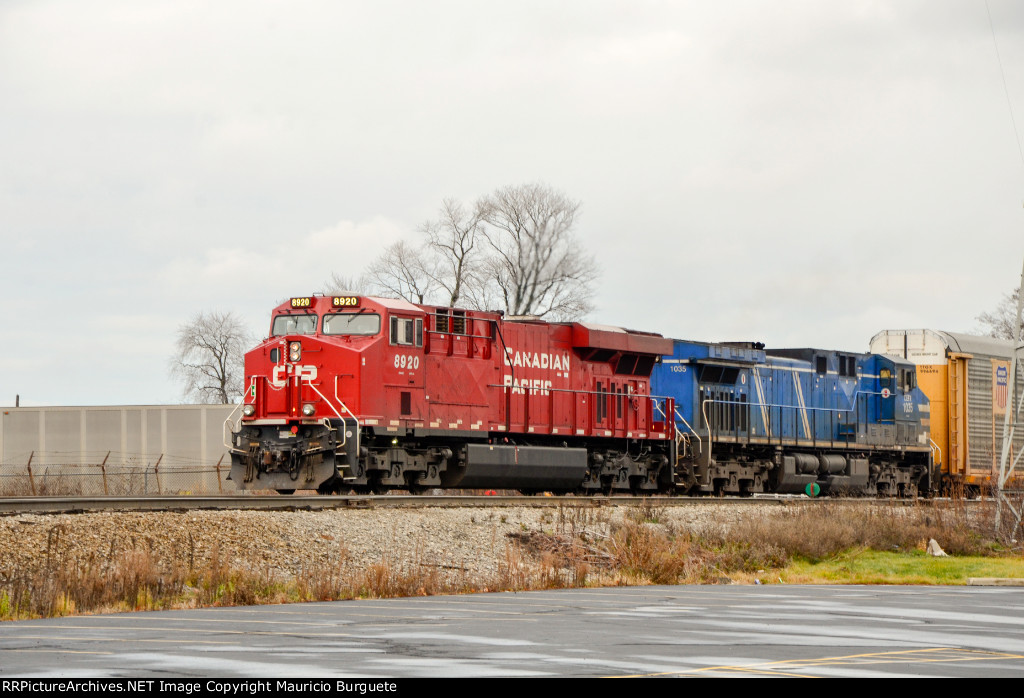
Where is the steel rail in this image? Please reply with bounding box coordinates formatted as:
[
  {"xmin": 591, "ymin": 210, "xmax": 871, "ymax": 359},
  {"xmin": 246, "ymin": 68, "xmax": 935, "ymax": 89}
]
[{"xmin": 0, "ymin": 494, "xmax": 962, "ymax": 515}]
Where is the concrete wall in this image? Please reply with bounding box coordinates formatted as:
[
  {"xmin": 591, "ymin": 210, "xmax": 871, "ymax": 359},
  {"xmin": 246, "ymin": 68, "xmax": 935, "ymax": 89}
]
[{"xmin": 0, "ymin": 404, "xmax": 238, "ymax": 467}]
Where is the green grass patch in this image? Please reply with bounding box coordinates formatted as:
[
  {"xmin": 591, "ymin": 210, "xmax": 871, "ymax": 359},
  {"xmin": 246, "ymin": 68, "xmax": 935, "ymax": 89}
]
[{"xmin": 782, "ymin": 549, "xmax": 1024, "ymax": 585}]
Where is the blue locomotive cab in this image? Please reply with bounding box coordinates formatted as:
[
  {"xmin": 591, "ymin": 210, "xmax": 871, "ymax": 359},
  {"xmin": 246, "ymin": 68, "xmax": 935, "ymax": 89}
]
[{"xmin": 868, "ymin": 354, "xmax": 931, "ymax": 450}]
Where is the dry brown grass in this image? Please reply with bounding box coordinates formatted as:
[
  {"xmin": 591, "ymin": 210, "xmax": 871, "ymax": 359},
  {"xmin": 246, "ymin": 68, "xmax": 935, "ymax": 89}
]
[
  {"xmin": 0, "ymin": 498, "xmax": 1015, "ymax": 621},
  {"xmin": 516, "ymin": 498, "xmax": 1011, "ymax": 587},
  {"xmin": 0, "ymin": 523, "xmax": 543, "ymax": 620},
  {"xmin": 717, "ymin": 501, "xmax": 997, "ymax": 561}
]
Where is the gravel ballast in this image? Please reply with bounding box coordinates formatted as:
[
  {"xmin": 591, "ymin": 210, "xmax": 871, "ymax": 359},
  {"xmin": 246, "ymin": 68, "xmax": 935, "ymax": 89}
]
[{"xmin": 0, "ymin": 503, "xmax": 775, "ymax": 581}]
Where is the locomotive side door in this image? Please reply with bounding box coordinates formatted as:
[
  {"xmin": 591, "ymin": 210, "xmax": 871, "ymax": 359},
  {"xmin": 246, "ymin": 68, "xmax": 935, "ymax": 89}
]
[
  {"xmin": 385, "ymin": 315, "xmax": 425, "ymax": 421},
  {"xmin": 626, "ymin": 379, "xmax": 645, "ymax": 434},
  {"xmin": 879, "ymin": 367, "xmax": 895, "ymax": 422},
  {"xmin": 575, "ymin": 391, "xmax": 589, "ymax": 435},
  {"xmin": 612, "ymin": 381, "xmax": 625, "ymax": 434},
  {"xmin": 594, "ymin": 380, "xmax": 610, "ymax": 435}
]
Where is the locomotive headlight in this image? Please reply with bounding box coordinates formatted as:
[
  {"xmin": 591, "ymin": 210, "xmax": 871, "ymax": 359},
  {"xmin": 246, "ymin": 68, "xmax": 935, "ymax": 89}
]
[
  {"xmin": 243, "ymin": 404, "xmax": 256, "ymax": 417},
  {"xmin": 288, "ymin": 341, "xmax": 301, "ymax": 361},
  {"xmin": 302, "ymin": 403, "xmax": 315, "ymax": 417}
]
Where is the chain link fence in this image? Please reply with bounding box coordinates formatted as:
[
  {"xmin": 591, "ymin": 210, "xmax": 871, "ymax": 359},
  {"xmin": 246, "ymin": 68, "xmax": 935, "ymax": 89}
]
[{"xmin": 0, "ymin": 451, "xmax": 238, "ymax": 496}]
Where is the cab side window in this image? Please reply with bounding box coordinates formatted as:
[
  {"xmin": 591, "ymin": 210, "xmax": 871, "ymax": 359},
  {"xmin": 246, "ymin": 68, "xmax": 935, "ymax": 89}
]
[
  {"xmin": 390, "ymin": 317, "xmax": 424, "ymax": 347},
  {"xmin": 880, "ymin": 368, "xmax": 892, "ymax": 389}
]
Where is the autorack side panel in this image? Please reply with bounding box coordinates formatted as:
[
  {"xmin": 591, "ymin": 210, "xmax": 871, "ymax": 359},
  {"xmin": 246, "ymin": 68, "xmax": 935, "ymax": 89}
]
[{"xmin": 965, "ymin": 351, "xmax": 1020, "ymax": 483}]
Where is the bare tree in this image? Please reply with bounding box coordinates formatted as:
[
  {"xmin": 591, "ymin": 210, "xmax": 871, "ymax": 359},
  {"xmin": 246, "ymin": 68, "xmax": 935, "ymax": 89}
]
[
  {"xmin": 979, "ymin": 286, "xmax": 1024, "ymax": 342},
  {"xmin": 364, "ymin": 240, "xmax": 436, "ymax": 304},
  {"xmin": 421, "ymin": 197, "xmax": 488, "ymax": 307},
  {"xmin": 479, "ymin": 183, "xmax": 597, "ymax": 320},
  {"xmin": 171, "ymin": 311, "xmax": 253, "ymax": 404},
  {"xmin": 334, "ymin": 182, "xmax": 599, "ymax": 319},
  {"xmin": 321, "ymin": 272, "xmax": 369, "ymax": 296}
]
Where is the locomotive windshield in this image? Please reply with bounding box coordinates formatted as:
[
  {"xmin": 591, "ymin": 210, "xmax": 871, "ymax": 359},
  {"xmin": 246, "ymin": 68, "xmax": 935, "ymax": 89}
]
[
  {"xmin": 323, "ymin": 313, "xmax": 381, "ymax": 336},
  {"xmin": 271, "ymin": 314, "xmax": 317, "ymax": 336}
]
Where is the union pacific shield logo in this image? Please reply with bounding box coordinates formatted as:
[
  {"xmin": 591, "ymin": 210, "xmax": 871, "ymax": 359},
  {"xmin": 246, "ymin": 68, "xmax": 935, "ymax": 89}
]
[{"xmin": 996, "ymin": 365, "xmax": 1008, "ymax": 411}]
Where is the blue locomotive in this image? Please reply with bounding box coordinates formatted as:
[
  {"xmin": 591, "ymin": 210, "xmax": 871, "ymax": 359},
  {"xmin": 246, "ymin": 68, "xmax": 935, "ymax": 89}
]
[{"xmin": 651, "ymin": 340, "xmax": 935, "ymax": 496}]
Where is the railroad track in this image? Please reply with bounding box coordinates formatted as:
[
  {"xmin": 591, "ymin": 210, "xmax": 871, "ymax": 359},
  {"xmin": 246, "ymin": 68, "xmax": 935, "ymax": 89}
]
[{"xmin": 0, "ymin": 494, "xmax": 946, "ymax": 515}]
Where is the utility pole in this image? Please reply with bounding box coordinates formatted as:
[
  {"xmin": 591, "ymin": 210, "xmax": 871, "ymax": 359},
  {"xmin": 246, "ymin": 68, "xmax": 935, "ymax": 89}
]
[{"xmin": 996, "ymin": 255, "xmax": 1024, "ymax": 540}]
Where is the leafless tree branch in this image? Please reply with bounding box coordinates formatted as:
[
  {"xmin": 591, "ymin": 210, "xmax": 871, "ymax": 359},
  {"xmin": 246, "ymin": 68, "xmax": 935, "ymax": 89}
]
[
  {"xmin": 321, "ymin": 272, "xmax": 369, "ymax": 296},
  {"xmin": 326, "ymin": 182, "xmax": 599, "ymax": 319},
  {"xmin": 365, "ymin": 240, "xmax": 436, "ymax": 304},
  {"xmin": 478, "ymin": 183, "xmax": 597, "ymax": 320},
  {"xmin": 170, "ymin": 311, "xmax": 253, "ymax": 404},
  {"xmin": 421, "ymin": 197, "xmax": 489, "ymax": 308},
  {"xmin": 978, "ymin": 286, "xmax": 1024, "ymax": 342}
]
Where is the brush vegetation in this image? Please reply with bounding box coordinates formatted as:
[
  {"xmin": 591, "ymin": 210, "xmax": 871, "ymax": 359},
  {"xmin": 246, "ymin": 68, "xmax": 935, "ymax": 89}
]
[{"xmin": 1, "ymin": 500, "xmax": 1021, "ymax": 621}]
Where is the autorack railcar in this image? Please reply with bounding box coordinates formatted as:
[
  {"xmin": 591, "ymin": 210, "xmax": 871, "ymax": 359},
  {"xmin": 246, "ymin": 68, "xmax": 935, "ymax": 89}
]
[{"xmin": 871, "ymin": 329, "xmax": 1024, "ymax": 494}]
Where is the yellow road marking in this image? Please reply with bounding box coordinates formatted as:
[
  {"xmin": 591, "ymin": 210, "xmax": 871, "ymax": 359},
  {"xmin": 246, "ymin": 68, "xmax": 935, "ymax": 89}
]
[
  {"xmin": 3, "ymin": 648, "xmax": 112, "ymax": 655},
  {"xmin": 608, "ymin": 648, "xmax": 1024, "ymax": 677},
  {"xmin": 1, "ymin": 636, "xmax": 237, "ymax": 646},
  {"xmin": 0, "ymin": 625, "xmax": 362, "ymax": 638}
]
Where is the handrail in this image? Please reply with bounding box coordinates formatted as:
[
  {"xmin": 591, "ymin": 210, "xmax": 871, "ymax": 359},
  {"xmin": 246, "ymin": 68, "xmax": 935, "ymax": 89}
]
[
  {"xmin": 223, "ymin": 376, "xmax": 257, "ymax": 450},
  {"xmin": 701, "ymin": 398, "xmax": 714, "ymax": 453},
  {"xmin": 304, "ymin": 380, "xmax": 345, "ymax": 432},
  {"xmin": 674, "ymin": 407, "xmax": 702, "ymax": 454},
  {"xmin": 222, "ymin": 402, "xmax": 243, "ymax": 450},
  {"xmin": 334, "ymin": 376, "xmax": 361, "ymax": 459},
  {"xmin": 698, "ymin": 388, "xmax": 894, "ymax": 442},
  {"xmin": 653, "ymin": 399, "xmax": 666, "ymax": 421},
  {"xmin": 487, "ymin": 383, "xmax": 667, "ymax": 401}
]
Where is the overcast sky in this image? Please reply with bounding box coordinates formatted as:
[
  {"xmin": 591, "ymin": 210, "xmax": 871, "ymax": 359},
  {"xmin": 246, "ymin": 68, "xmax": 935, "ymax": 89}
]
[{"xmin": 2, "ymin": 0, "xmax": 1023, "ymax": 406}]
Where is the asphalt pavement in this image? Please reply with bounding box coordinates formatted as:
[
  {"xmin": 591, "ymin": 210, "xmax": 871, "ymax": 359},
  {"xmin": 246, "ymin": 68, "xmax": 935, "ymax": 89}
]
[{"xmin": 2, "ymin": 585, "xmax": 1024, "ymax": 678}]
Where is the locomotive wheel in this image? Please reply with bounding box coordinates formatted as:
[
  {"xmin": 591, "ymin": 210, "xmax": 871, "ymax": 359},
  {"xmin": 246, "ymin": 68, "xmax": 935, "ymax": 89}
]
[
  {"xmin": 275, "ymin": 489, "xmax": 295, "ymax": 495},
  {"xmin": 317, "ymin": 475, "xmax": 345, "ymax": 495}
]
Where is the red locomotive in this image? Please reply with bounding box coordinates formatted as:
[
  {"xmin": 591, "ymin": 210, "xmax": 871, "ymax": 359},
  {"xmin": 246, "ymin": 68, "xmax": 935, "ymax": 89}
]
[{"xmin": 228, "ymin": 295, "xmax": 676, "ymax": 493}]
